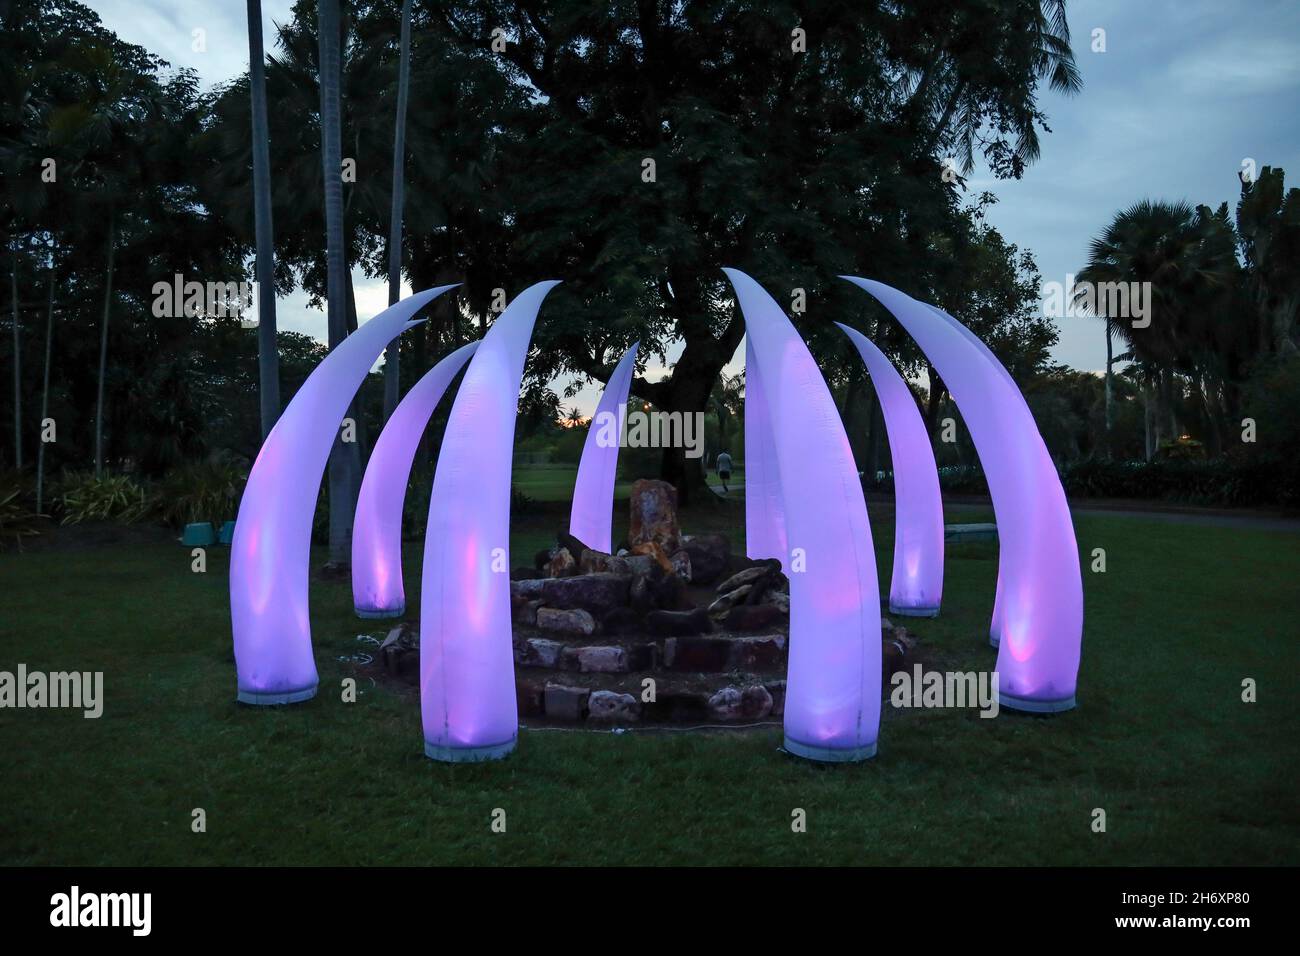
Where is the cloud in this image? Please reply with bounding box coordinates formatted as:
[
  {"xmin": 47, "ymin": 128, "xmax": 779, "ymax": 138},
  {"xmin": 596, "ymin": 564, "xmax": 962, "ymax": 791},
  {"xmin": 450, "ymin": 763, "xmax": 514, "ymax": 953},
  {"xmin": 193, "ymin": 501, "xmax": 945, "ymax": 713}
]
[{"xmin": 1166, "ymin": 34, "xmax": 1300, "ymax": 97}]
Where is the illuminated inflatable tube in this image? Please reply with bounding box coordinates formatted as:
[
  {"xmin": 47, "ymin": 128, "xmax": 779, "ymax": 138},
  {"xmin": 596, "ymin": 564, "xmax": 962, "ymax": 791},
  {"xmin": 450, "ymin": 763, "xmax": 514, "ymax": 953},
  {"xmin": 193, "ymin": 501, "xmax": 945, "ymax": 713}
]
[
  {"xmin": 835, "ymin": 322, "xmax": 944, "ymax": 617},
  {"xmin": 420, "ymin": 280, "xmax": 560, "ymax": 761},
  {"xmin": 920, "ymin": 302, "xmax": 1022, "ymax": 647},
  {"xmin": 742, "ymin": 336, "xmax": 788, "ymax": 562},
  {"xmin": 569, "ymin": 341, "xmax": 639, "ymax": 553},
  {"xmin": 725, "ymin": 268, "xmax": 881, "ymax": 761},
  {"xmin": 230, "ymin": 286, "xmax": 456, "ymax": 705},
  {"xmin": 842, "ymin": 277, "xmax": 1082, "ymax": 712},
  {"xmin": 351, "ymin": 341, "xmax": 479, "ymax": 618}
]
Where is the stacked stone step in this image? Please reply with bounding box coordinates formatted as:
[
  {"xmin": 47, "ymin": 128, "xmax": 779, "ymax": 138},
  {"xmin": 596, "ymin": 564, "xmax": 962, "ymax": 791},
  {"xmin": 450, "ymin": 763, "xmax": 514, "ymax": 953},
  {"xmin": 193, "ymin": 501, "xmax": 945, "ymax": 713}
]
[{"xmin": 518, "ymin": 674, "xmax": 788, "ymax": 725}]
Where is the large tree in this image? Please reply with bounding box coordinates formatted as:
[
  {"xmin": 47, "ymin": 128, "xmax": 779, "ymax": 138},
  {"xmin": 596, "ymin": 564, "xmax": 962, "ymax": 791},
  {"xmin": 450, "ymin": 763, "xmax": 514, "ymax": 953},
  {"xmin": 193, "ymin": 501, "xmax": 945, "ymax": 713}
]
[
  {"xmin": 198, "ymin": 1, "xmax": 1079, "ymax": 499},
  {"xmin": 425, "ymin": 0, "xmax": 1079, "ymax": 500},
  {"xmin": 2, "ymin": 2, "xmax": 245, "ymax": 477}
]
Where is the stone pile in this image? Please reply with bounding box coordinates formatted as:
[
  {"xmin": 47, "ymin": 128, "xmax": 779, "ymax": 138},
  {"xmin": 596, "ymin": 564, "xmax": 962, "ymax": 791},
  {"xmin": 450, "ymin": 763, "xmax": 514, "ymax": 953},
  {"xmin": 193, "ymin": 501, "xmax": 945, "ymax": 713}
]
[{"xmin": 369, "ymin": 477, "xmax": 916, "ymax": 727}]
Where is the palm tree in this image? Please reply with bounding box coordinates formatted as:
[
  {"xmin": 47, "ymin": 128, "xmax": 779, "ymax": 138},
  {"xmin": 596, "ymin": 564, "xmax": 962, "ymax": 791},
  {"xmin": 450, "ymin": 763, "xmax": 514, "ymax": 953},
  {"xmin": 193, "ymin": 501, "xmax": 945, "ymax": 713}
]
[
  {"xmin": 1237, "ymin": 166, "xmax": 1300, "ymax": 357},
  {"xmin": 246, "ymin": 0, "xmax": 281, "ymax": 438},
  {"xmin": 382, "ymin": 0, "xmax": 413, "ymax": 422},
  {"xmin": 8, "ymin": 245, "xmax": 19, "ymax": 469},
  {"xmin": 318, "ymin": 0, "xmax": 356, "ymax": 566},
  {"xmin": 1077, "ymin": 199, "xmax": 1239, "ymax": 457},
  {"xmin": 909, "ymin": 0, "xmax": 1082, "ymax": 172}
]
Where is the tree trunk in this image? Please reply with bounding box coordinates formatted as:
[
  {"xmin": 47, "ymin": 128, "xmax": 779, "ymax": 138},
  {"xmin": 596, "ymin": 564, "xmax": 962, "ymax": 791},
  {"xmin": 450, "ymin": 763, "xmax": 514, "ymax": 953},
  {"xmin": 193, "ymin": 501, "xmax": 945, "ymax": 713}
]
[
  {"xmin": 1142, "ymin": 374, "xmax": 1154, "ymax": 461},
  {"xmin": 1272, "ymin": 295, "xmax": 1299, "ymax": 357},
  {"xmin": 318, "ymin": 0, "xmax": 354, "ymax": 566},
  {"xmin": 382, "ymin": 0, "xmax": 413, "ymax": 422},
  {"xmin": 247, "ymin": 0, "xmax": 281, "ymax": 439},
  {"xmin": 656, "ymin": 369, "xmax": 714, "ymax": 507},
  {"xmin": 1198, "ymin": 375, "xmax": 1222, "ymax": 458},
  {"xmin": 94, "ymin": 212, "xmax": 115, "ymax": 478},
  {"xmin": 925, "ymin": 364, "xmax": 946, "ymax": 438},
  {"xmin": 652, "ymin": 312, "xmax": 745, "ymax": 506},
  {"xmin": 9, "ymin": 245, "xmax": 20, "ymax": 470},
  {"xmin": 344, "ymin": 269, "xmax": 369, "ymax": 456},
  {"xmin": 714, "ymin": 398, "xmax": 727, "ymax": 456},
  {"xmin": 413, "ymin": 260, "xmax": 460, "ymax": 471},
  {"xmin": 1103, "ymin": 316, "xmax": 1113, "ymax": 458},
  {"xmin": 1162, "ymin": 368, "xmax": 1178, "ymax": 444},
  {"xmin": 865, "ymin": 389, "xmax": 884, "ymax": 480},
  {"xmin": 839, "ymin": 359, "xmax": 867, "ymax": 467},
  {"xmin": 36, "ymin": 264, "xmax": 53, "ymax": 513}
]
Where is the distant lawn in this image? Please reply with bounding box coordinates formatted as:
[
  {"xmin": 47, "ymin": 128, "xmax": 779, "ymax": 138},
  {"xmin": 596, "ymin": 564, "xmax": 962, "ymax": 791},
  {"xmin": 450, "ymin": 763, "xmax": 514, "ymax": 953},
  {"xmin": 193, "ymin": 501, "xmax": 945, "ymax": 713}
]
[
  {"xmin": 512, "ymin": 462, "xmax": 745, "ymax": 503},
  {"xmin": 1, "ymin": 499, "xmax": 1296, "ymax": 865}
]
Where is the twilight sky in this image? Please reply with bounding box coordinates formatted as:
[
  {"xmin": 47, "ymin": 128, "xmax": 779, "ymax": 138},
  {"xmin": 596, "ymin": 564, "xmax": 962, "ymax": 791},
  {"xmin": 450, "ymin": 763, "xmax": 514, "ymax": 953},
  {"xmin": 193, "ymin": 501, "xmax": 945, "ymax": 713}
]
[{"xmin": 86, "ymin": 0, "xmax": 1300, "ymax": 413}]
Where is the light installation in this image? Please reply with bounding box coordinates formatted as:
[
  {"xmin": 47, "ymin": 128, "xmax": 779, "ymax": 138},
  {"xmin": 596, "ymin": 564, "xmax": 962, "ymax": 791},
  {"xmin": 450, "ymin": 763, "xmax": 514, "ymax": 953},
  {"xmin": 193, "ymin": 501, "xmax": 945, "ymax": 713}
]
[
  {"xmin": 230, "ymin": 285, "xmax": 456, "ymax": 704},
  {"xmin": 842, "ymin": 277, "xmax": 1082, "ymax": 712},
  {"xmin": 726, "ymin": 268, "xmax": 881, "ymax": 762},
  {"xmin": 835, "ymin": 322, "xmax": 944, "ymax": 617},
  {"xmin": 352, "ymin": 341, "xmax": 479, "ymax": 618},
  {"xmin": 230, "ymin": 271, "xmax": 1082, "ymax": 757},
  {"xmin": 569, "ymin": 341, "xmax": 639, "ymax": 553},
  {"xmin": 420, "ymin": 281, "xmax": 560, "ymax": 761}
]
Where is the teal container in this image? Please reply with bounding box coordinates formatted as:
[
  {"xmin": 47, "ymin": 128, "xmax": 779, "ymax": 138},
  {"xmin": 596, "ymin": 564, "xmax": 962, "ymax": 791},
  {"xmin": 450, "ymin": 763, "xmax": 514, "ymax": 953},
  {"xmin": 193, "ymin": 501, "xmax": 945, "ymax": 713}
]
[
  {"xmin": 217, "ymin": 520, "xmax": 236, "ymax": 545},
  {"xmin": 182, "ymin": 522, "xmax": 216, "ymax": 547}
]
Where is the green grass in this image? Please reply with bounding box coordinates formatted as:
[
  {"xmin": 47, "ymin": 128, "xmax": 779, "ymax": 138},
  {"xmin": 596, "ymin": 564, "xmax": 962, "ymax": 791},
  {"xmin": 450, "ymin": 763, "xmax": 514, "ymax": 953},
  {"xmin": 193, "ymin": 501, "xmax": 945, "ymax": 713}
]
[
  {"xmin": 512, "ymin": 462, "xmax": 746, "ymax": 503},
  {"xmin": 1, "ymin": 493, "xmax": 1297, "ymax": 865}
]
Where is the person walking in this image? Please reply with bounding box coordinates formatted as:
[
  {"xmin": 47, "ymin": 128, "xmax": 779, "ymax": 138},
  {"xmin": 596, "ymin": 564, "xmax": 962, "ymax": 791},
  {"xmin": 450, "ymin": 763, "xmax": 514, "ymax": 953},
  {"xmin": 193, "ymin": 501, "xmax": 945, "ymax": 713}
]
[{"xmin": 715, "ymin": 450, "xmax": 733, "ymax": 494}]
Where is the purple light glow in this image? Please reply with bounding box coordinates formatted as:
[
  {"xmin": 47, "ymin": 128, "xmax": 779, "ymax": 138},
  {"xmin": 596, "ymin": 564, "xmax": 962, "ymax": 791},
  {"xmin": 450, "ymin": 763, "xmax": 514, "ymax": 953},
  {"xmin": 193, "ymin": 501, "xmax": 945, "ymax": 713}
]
[
  {"xmin": 230, "ymin": 286, "xmax": 456, "ymax": 704},
  {"xmin": 420, "ymin": 281, "xmax": 560, "ymax": 761},
  {"xmin": 351, "ymin": 341, "xmax": 479, "ymax": 617},
  {"xmin": 835, "ymin": 323, "xmax": 944, "ymax": 617},
  {"xmin": 569, "ymin": 342, "xmax": 639, "ymax": 553},
  {"xmin": 842, "ymin": 277, "xmax": 1082, "ymax": 712},
  {"xmin": 742, "ymin": 336, "xmax": 788, "ymax": 561},
  {"xmin": 725, "ymin": 269, "xmax": 881, "ymax": 761}
]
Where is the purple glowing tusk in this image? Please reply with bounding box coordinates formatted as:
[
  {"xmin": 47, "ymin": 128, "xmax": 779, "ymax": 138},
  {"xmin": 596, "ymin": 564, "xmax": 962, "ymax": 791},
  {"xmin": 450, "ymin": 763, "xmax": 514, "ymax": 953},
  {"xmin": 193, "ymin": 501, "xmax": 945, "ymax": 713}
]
[
  {"xmin": 835, "ymin": 322, "xmax": 944, "ymax": 617},
  {"xmin": 420, "ymin": 281, "xmax": 561, "ymax": 761},
  {"xmin": 724, "ymin": 268, "xmax": 881, "ymax": 761},
  {"xmin": 352, "ymin": 340, "xmax": 479, "ymax": 618},
  {"xmin": 230, "ymin": 285, "xmax": 457, "ymax": 705},
  {"xmin": 841, "ymin": 276, "xmax": 1082, "ymax": 712},
  {"xmin": 569, "ymin": 341, "xmax": 640, "ymax": 553},
  {"xmin": 742, "ymin": 335, "xmax": 789, "ymax": 562}
]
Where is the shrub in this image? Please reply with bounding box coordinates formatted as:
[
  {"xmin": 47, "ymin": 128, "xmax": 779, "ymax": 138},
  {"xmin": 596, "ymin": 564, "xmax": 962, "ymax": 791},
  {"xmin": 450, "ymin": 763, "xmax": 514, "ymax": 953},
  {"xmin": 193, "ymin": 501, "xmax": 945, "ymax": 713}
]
[
  {"xmin": 511, "ymin": 484, "xmax": 536, "ymax": 515},
  {"xmin": 156, "ymin": 455, "xmax": 247, "ymax": 528},
  {"xmin": 0, "ymin": 472, "xmax": 42, "ymax": 551},
  {"xmin": 56, "ymin": 472, "xmax": 154, "ymax": 525}
]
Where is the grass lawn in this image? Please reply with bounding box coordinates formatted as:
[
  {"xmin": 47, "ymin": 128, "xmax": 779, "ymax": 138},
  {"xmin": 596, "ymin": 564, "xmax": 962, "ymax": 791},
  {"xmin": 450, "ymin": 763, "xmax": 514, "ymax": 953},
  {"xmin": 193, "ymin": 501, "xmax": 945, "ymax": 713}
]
[
  {"xmin": 1, "ymin": 478, "xmax": 1296, "ymax": 865},
  {"xmin": 510, "ymin": 462, "xmax": 746, "ymax": 505}
]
